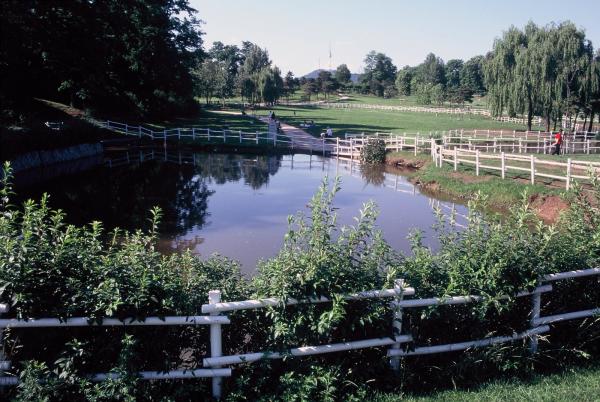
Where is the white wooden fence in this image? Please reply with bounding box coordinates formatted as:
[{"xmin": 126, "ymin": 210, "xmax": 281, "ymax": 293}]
[
  {"xmin": 433, "ymin": 145, "xmax": 600, "ymax": 190},
  {"xmin": 1, "ymin": 268, "xmax": 598, "ymax": 398},
  {"xmin": 103, "ymin": 120, "xmax": 335, "ymax": 154}
]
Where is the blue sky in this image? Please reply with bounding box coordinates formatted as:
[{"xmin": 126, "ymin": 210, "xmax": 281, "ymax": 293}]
[{"xmin": 190, "ymin": 0, "xmax": 600, "ymax": 76}]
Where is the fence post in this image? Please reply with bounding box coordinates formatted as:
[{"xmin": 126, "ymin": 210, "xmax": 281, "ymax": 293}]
[
  {"xmin": 501, "ymin": 152, "xmax": 506, "ymax": 179},
  {"xmin": 209, "ymin": 290, "xmax": 223, "ymax": 399},
  {"xmin": 519, "ymin": 138, "xmax": 523, "ymax": 153},
  {"xmin": 414, "ymin": 137, "xmax": 418, "ymax": 156},
  {"xmin": 178, "ymin": 128, "xmax": 181, "ymax": 140},
  {"xmin": 390, "ymin": 279, "xmax": 405, "ymax": 372},
  {"xmin": 566, "ymin": 158, "xmax": 572, "ymax": 190},
  {"xmin": 163, "ymin": 130, "xmax": 167, "ymax": 148},
  {"xmin": 138, "ymin": 126, "xmax": 142, "ymax": 138},
  {"xmin": 255, "ymin": 132, "xmax": 258, "ymax": 145},
  {"xmin": 587, "ymin": 139, "xmax": 590, "ymax": 154},
  {"xmin": 125, "ymin": 123, "xmax": 129, "ymax": 135},
  {"xmin": 239, "ymin": 130, "xmax": 242, "ymax": 143},
  {"xmin": 453, "ymin": 148, "xmax": 458, "ymax": 171},
  {"xmin": 529, "ymin": 290, "xmax": 541, "ymax": 353},
  {"xmin": 530, "ymin": 155, "xmax": 535, "ymax": 185},
  {"xmin": 476, "ymin": 150, "xmax": 480, "ymax": 176},
  {"xmin": 336, "ymin": 137, "xmax": 340, "ymax": 156},
  {"xmin": 207, "ymin": 128, "xmax": 211, "ymax": 142}
]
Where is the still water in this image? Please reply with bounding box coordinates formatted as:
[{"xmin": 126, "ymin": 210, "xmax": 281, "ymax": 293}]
[{"xmin": 14, "ymin": 148, "xmax": 468, "ymax": 274}]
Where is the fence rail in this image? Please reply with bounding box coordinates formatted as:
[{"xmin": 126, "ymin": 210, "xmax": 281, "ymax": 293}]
[
  {"xmin": 102, "ymin": 120, "xmax": 331, "ymax": 153},
  {"xmin": 2, "ymin": 267, "xmax": 596, "ymax": 398},
  {"xmin": 434, "ymin": 146, "xmax": 600, "ymax": 190}
]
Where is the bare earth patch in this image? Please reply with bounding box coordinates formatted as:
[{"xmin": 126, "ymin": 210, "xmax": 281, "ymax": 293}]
[
  {"xmin": 386, "ymin": 157, "xmax": 426, "ymax": 169},
  {"xmin": 529, "ymin": 194, "xmax": 569, "ymax": 224},
  {"xmin": 448, "ymin": 171, "xmax": 493, "ymax": 184}
]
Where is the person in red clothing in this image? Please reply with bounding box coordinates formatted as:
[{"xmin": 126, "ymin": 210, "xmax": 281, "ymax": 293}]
[{"xmin": 551, "ymin": 129, "xmax": 563, "ymax": 155}]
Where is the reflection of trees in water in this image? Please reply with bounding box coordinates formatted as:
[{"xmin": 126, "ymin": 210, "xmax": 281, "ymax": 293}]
[
  {"xmin": 359, "ymin": 164, "xmax": 386, "ymax": 186},
  {"xmin": 192, "ymin": 153, "xmax": 281, "ymax": 190},
  {"xmin": 16, "ymin": 152, "xmax": 283, "ymax": 241}
]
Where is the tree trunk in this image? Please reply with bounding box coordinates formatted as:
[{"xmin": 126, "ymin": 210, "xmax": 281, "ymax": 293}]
[
  {"xmin": 545, "ymin": 112, "xmax": 551, "ymax": 132},
  {"xmin": 527, "ymin": 96, "xmax": 533, "ymax": 131},
  {"xmin": 589, "ymin": 109, "xmax": 596, "ymax": 132}
]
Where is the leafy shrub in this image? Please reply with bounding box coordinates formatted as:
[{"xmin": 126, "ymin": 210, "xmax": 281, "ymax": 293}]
[{"xmin": 360, "ymin": 138, "xmax": 387, "ymax": 164}]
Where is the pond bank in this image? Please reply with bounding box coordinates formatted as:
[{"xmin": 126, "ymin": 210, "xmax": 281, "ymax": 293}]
[{"xmin": 386, "ymin": 151, "xmax": 569, "ymax": 223}]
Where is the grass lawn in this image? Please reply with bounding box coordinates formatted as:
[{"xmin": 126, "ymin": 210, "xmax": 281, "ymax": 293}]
[
  {"xmin": 146, "ymin": 109, "xmax": 268, "ymax": 133},
  {"xmin": 253, "ymin": 105, "xmax": 530, "ymax": 138},
  {"xmin": 340, "ymin": 93, "xmax": 489, "ymax": 109},
  {"xmin": 371, "ymin": 365, "xmax": 600, "ymax": 402}
]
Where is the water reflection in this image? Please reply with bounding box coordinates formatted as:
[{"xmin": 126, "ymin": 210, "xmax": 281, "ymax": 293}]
[{"xmin": 15, "ymin": 148, "xmax": 469, "ymax": 274}]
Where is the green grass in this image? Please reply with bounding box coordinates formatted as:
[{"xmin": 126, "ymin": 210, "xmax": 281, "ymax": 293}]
[
  {"xmin": 253, "ymin": 105, "xmax": 530, "ymax": 138},
  {"xmin": 339, "ymin": 93, "xmax": 489, "ymax": 108},
  {"xmin": 146, "ymin": 109, "xmax": 268, "ymax": 133},
  {"xmin": 371, "ymin": 365, "xmax": 600, "ymax": 402}
]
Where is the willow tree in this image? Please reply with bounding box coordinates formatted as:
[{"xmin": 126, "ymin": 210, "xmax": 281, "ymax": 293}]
[
  {"xmin": 484, "ymin": 21, "xmax": 594, "ymax": 131},
  {"xmin": 484, "ymin": 26, "xmax": 529, "ymax": 126},
  {"xmin": 581, "ymin": 49, "xmax": 600, "ymax": 131}
]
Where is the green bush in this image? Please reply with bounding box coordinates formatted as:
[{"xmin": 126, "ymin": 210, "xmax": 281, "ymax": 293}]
[{"xmin": 360, "ymin": 138, "xmax": 387, "ymax": 164}]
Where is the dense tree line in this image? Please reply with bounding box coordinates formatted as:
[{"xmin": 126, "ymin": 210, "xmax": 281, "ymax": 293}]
[
  {"xmin": 484, "ymin": 21, "xmax": 600, "ymax": 131},
  {"xmin": 1, "ymin": 0, "xmax": 203, "ymax": 120},
  {"xmin": 193, "ymin": 41, "xmax": 294, "ymax": 105}
]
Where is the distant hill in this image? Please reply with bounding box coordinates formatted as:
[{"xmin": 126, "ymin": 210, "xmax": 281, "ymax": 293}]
[{"xmin": 302, "ymin": 69, "xmax": 360, "ymax": 83}]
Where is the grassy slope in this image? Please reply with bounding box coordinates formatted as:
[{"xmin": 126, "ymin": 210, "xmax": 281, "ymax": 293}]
[
  {"xmin": 371, "ymin": 365, "xmax": 600, "ymax": 402},
  {"xmin": 146, "ymin": 109, "xmax": 268, "ymax": 132}
]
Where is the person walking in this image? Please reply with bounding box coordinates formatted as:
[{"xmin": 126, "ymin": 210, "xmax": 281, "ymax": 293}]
[{"xmin": 551, "ymin": 129, "xmax": 563, "ymax": 155}]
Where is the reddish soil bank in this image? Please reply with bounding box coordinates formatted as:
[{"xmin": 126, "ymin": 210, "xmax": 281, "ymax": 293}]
[{"xmin": 530, "ymin": 194, "xmax": 570, "ymax": 224}]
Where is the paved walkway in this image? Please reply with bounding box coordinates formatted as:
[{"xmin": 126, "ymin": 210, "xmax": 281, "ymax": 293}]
[{"xmin": 258, "ymin": 116, "xmax": 334, "ymax": 153}]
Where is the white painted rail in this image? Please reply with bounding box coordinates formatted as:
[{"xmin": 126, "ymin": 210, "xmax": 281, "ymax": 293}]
[{"xmin": 0, "ymin": 267, "xmax": 598, "ymax": 399}]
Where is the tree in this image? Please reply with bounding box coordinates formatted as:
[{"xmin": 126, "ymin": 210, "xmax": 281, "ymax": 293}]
[
  {"xmin": 360, "ymin": 51, "xmax": 397, "ymax": 97},
  {"xmin": 420, "ymin": 53, "xmax": 446, "ymax": 86},
  {"xmin": 395, "ymin": 66, "xmax": 414, "ymax": 96},
  {"xmin": 484, "ymin": 21, "xmax": 594, "ymax": 131},
  {"xmin": 238, "ymin": 42, "xmax": 272, "ymax": 104},
  {"xmin": 335, "ymin": 64, "xmax": 351, "ymax": 86},
  {"xmin": 318, "ymin": 70, "xmax": 338, "ymax": 100},
  {"xmin": 192, "ymin": 60, "xmax": 226, "ymax": 104},
  {"xmin": 283, "ymin": 71, "xmax": 297, "ymax": 101},
  {"xmin": 445, "ymin": 59, "xmax": 464, "ymax": 89},
  {"xmin": 461, "ymin": 56, "xmax": 486, "ymax": 95},
  {"xmin": 302, "ymin": 79, "xmax": 317, "ymax": 101},
  {"xmin": 209, "ymin": 42, "xmax": 242, "ymax": 99},
  {"xmin": 1, "ymin": 0, "xmax": 204, "ymax": 119}
]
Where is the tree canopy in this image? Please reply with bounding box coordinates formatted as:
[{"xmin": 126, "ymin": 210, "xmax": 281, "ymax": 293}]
[
  {"xmin": 484, "ymin": 21, "xmax": 598, "ymax": 130},
  {"xmin": 1, "ymin": 0, "xmax": 203, "ymax": 119}
]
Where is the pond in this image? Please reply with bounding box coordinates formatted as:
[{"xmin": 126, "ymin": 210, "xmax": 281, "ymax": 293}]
[{"xmin": 13, "ymin": 147, "xmax": 469, "ymax": 275}]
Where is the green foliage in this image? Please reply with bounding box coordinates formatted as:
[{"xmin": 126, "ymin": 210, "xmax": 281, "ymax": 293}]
[
  {"xmin": 484, "ymin": 21, "xmax": 597, "ymax": 131},
  {"xmin": 1, "ymin": 0, "xmax": 203, "ymax": 119},
  {"xmin": 253, "ymin": 178, "xmax": 399, "ymax": 347},
  {"xmin": 361, "ymin": 139, "xmax": 387, "ymax": 164}
]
